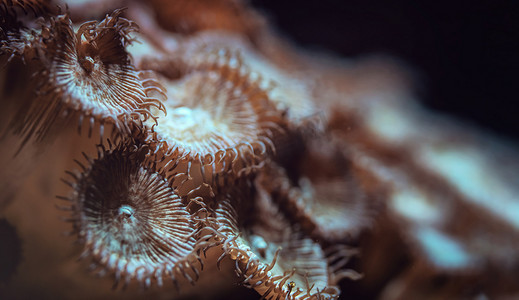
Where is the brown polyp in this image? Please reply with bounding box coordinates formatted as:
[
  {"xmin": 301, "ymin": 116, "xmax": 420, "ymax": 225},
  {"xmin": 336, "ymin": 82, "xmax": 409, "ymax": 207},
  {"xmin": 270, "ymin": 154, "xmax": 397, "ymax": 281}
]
[
  {"xmin": 6, "ymin": 9, "xmax": 165, "ymax": 150},
  {"xmin": 141, "ymin": 50, "xmax": 285, "ymax": 195},
  {"xmin": 60, "ymin": 140, "xmax": 203, "ymax": 289}
]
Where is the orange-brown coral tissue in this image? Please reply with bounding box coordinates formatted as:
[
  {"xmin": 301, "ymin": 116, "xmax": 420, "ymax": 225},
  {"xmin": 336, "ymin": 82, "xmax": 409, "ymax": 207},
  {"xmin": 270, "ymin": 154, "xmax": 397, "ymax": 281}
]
[{"xmin": 1, "ymin": 0, "xmax": 518, "ymax": 299}]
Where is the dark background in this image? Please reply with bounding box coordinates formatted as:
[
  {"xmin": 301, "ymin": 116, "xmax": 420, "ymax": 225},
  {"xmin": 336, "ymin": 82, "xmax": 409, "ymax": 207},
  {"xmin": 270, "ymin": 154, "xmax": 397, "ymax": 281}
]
[{"xmin": 251, "ymin": 0, "xmax": 519, "ymax": 142}]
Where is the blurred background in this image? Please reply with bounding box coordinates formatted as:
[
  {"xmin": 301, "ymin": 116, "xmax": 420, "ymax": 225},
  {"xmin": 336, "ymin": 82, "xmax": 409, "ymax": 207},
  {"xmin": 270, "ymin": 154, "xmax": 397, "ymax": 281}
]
[{"xmin": 252, "ymin": 0, "xmax": 519, "ymax": 142}]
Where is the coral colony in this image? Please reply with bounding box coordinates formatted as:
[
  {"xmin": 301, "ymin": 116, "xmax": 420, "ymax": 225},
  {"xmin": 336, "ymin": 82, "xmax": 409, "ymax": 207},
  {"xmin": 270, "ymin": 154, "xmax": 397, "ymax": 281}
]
[{"xmin": 1, "ymin": 0, "xmax": 518, "ymax": 299}]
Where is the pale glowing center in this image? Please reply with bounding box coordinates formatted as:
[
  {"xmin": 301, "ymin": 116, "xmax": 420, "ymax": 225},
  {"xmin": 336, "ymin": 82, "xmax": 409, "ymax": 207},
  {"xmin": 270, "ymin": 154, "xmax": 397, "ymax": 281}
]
[
  {"xmin": 80, "ymin": 56, "xmax": 96, "ymax": 73},
  {"xmin": 176, "ymin": 106, "xmax": 222, "ymax": 137},
  {"xmin": 157, "ymin": 105, "xmax": 233, "ymax": 148},
  {"xmin": 170, "ymin": 107, "xmax": 207, "ymax": 132},
  {"xmin": 116, "ymin": 205, "xmax": 136, "ymax": 225}
]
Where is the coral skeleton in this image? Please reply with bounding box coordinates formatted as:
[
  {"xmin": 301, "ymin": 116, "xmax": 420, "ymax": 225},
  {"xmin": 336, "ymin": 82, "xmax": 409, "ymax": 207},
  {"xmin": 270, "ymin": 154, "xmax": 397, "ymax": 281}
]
[{"xmin": 1, "ymin": 0, "xmax": 518, "ymax": 299}]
